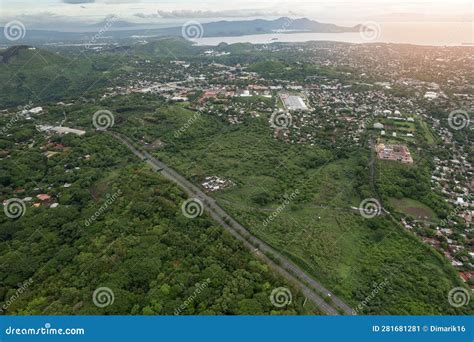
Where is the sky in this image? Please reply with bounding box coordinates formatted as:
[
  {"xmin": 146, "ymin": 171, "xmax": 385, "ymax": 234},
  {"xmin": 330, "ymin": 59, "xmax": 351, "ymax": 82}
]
[{"xmin": 0, "ymin": 0, "xmax": 472, "ymax": 30}]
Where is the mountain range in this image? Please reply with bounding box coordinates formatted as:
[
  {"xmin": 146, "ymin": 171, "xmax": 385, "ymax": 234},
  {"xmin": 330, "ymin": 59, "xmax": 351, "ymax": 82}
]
[
  {"xmin": 163, "ymin": 17, "xmax": 362, "ymax": 37},
  {"xmin": 0, "ymin": 17, "xmax": 363, "ymax": 44}
]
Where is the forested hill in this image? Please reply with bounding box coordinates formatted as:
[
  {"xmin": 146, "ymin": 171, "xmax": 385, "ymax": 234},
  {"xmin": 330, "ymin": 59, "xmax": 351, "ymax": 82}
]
[
  {"xmin": 0, "ymin": 46, "xmax": 108, "ymax": 108},
  {"xmin": 0, "ymin": 40, "xmax": 202, "ymax": 108}
]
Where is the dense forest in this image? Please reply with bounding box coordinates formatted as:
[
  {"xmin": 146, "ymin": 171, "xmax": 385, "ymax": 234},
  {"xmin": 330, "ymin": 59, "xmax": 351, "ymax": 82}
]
[{"xmin": 0, "ymin": 130, "xmax": 309, "ymax": 315}]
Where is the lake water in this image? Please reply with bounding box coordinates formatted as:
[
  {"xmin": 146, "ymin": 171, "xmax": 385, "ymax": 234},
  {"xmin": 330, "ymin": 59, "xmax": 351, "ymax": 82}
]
[{"xmin": 196, "ymin": 22, "xmax": 473, "ymax": 47}]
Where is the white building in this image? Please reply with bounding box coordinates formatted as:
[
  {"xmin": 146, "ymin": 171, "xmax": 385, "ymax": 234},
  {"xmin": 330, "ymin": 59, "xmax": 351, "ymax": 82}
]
[{"xmin": 37, "ymin": 125, "xmax": 86, "ymax": 136}]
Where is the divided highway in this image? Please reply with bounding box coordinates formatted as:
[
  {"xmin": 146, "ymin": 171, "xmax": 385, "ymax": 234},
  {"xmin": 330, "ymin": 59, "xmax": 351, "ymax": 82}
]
[{"xmin": 112, "ymin": 132, "xmax": 355, "ymax": 316}]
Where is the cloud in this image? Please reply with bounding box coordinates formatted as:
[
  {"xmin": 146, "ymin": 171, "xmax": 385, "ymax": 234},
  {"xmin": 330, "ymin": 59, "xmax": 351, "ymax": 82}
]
[
  {"xmin": 5, "ymin": 12, "xmax": 105, "ymax": 31},
  {"xmin": 144, "ymin": 9, "xmax": 293, "ymax": 19},
  {"xmin": 63, "ymin": 0, "xmax": 141, "ymax": 4},
  {"xmin": 62, "ymin": 0, "xmax": 95, "ymax": 4},
  {"xmin": 103, "ymin": 0, "xmax": 139, "ymax": 3},
  {"xmin": 159, "ymin": 9, "xmax": 288, "ymax": 19}
]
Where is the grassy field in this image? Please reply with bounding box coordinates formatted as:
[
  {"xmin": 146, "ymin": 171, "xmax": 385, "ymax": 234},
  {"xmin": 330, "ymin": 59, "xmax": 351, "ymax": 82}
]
[
  {"xmin": 380, "ymin": 118, "xmax": 416, "ymax": 133},
  {"xmin": 113, "ymin": 102, "xmax": 469, "ymax": 315},
  {"xmin": 418, "ymin": 119, "xmax": 436, "ymax": 145},
  {"xmin": 388, "ymin": 197, "xmax": 438, "ymax": 222}
]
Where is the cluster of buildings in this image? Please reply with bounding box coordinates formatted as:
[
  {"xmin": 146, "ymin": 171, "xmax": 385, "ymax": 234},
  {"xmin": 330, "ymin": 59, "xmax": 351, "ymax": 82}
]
[
  {"xmin": 201, "ymin": 176, "xmax": 235, "ymax": 193},
  {"xmin": 2, "ymin": 193, "xmax": 59, "ymax": 210},
  {"xmin": 37, "ymin": 125, "xmax": 86, "ymax": 137},
  {"xmin": 426, "ymin": 106, "xmax": 472, "ymax": 227},
  {"xmin": 376, "ymin": 143, "xmax": 413, "ymax": 164},
  {"xmin": 102, "ymin": 45, "xmax": 449, "ymax": 151},
  {"xmin": 0, "ymin": 100, "xmax": 94, "ymax": 216},
  {"xmin": 279, "ymin": 93, "xmax": 309, "ymax": 111},
  {"xmin": 403, "ymin": 214, "xmax": 473, "ymax": 289}
]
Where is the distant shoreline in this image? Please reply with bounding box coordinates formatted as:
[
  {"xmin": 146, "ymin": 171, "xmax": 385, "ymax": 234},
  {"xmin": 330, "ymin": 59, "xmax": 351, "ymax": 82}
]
[{"xmin": 195, "ymin": 22, "xmax": 473, "ymax": 47}]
